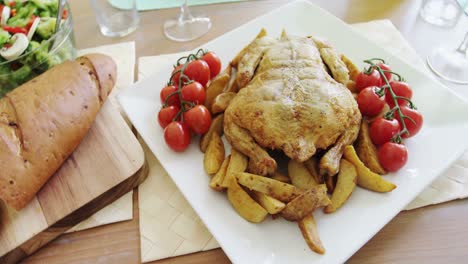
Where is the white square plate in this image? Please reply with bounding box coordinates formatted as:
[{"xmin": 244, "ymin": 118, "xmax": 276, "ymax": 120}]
[{"xmin": 119, "ymin": 1, "xmax": 468, "ymax": 263}]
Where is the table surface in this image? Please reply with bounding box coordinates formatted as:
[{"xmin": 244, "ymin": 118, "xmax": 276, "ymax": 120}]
[{"xmin": 23, "ymin": 1, "xmax": 468, "ymax": 263}]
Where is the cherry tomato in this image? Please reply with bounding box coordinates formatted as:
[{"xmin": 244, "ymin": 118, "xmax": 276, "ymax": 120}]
[
  {"xmin": 378, "ymin": 63, "xmax": 392, "ymax": 82},
  {"xmin": 164, "ymin": 121, "xmax": 191, "ymax": 152},
  {"xmin": 394, "ymin": 106, "xmax": 423, "ymax": 138},
  {"xmin": 160, "ymin": 85, "xmax": 180, "ymax": 106},
  {"xmin": 355, "ymin": 69, "xmax": 382, "ymax": 92},
  {"xmin": 369, "ymin": 117, "xmax": 400, "ymax": 145},
  {"xmin": 170, "ymin": 65, "xmax": 183, "ymax": 87},
  {"xmin": 184, "ymin": 105, "xmax": 212, "ymax": 134},
  {"xmin": 181, "ymin": 81, "xmax": 206, "ymax": 104},
  {"xmin": 357, "ymin": 86, "xmax": 386, "ymax": 117},
  {"xmin": 378, "ymin": 142, "xmax": 408, "ymax": 172},
  {"xmin": 158, "ymin": 105, "xmax": 180, "ymax": 128},
  {"xmin": 201, "ymin": 52, "xmax": 221, "ymax": 79},
  {"xmin": 386, "ymin": 81, "xmax": 413, "ymax": 107},
  {"xmin": 184, "ymin": 60, "xmax": 211, "ymax": 87}
]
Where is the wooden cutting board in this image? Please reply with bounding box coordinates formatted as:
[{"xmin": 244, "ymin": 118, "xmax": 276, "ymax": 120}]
[{"xmin": 0, "ymin": 100, "xmax": 147, "ymax": 264}]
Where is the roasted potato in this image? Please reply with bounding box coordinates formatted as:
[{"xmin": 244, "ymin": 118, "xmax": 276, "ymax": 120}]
[
  {"xmin": 209, "ymin": 155, "xmax": 230, "ymax": 191},
  {"xmin": 271, "ymin": 171, "xmax": 290, "ymax": 183},
  {"xmin": 298, "ymin": 215, "xmax": 325, "ymax": 254},
  {"xmin": 340, "ymin": 55, "xmax": 360, "ymax": 93},
  {"xmin": 288, "ymin": 159, "xmax": 317, "ymax": 189},
  {"xmin": 324, "ymin": 159, "xmax": 357, "ymax": 213},
  {"xmin": 204, "ymin": 132, "xmax": 225, "ymax": 175},
  {"xmin": 355, "ymin": 121, "xmax": 387, "ymax": 175},
  {"xmin": 227, "ymin": 178, "xmax": 268, "ymax": 223},
  {"xmin": 281, "ymin": 184, "xmax": 330, "ymax": 221},
  {"xmin": 221, "ymin": 148, "xmax": 248, "ymax": 188},
  {"xmin": 303, "ymin": 158, "xmax": 324, "ymax": 184},
  {"xmin": 205, "ymin": 72, "xmax": 230, "ymax": 112},
  {"xmin": 200, "ymin": 114, "xmax": 224, "ymax": 152},
  {"xmin": 212, "ymin": 92, "xmax": 236, "ymax": 114},
  {"xmin": 325, "ymin": 174, "xmax": 335, "ymax": 193},
  {"xmin": 250, "ymin": 191, "xmax": 286, "ymax": 214},
  {"xmin": 343, "ymin": 146, "xmax": 396, "ymax": 193},
  {"xmin": 236, "ymin": 172, "xmax": 303, "ymax": 202},
  {"xmin": 341, "ymin": 54, "xmax": 360, "ymax": 81}
]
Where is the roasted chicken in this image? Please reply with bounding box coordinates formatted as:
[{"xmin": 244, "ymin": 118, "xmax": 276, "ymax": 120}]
[{"xmin": 224, "ymin": 30, "xmax": 361, "ymax": 176}]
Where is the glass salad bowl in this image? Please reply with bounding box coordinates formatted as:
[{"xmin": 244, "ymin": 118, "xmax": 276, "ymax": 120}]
[{"xmin": 0, "ymin": 2, "xmax": 76, "ymax": 98}]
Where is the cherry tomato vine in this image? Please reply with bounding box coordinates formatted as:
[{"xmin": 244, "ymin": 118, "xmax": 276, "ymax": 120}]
[
  {"xmin": 362, "ymin": 58, "xmax": 418, "ymax": 144},
  {"xmin": 159, "ymin": 49, "xmax": 221, "ymax": 152},
  {"xmin": 163, "ymin": 49, "xmax": 211, "ymax": 122}
]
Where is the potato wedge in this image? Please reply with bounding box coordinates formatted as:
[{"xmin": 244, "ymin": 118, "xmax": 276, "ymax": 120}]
[
  {"xmin": 212, "ymin": 92, "xmax": 236, "ymax": 114},
  {"xmin": 227, "ymin": 178, "xmax": 268, "ymax": 223},
  {"xmin": 221, "ymin": 148, "xmax": 248, "ymax": 188},
  {"xmin": 341, "ymin": 54, "xmax": 360, "ymax": 81},
  {"xmin": 343, "ymin": 145, "xmax": 396, "ymax": 193},
  {"xmin": 340, "ymin": 55, "xmax": 360, "ymax": 93},
  {"xmin": 355, "ymin": 121, "xmax": 387, "ymax": 175},
  {"xmin": 346, "ymin": 80, "xmax": 356, "ymax": 93},
  {"xmin": 209, "ymin": 155, "xmax": 230, "ymax": 191},
  {"xmin": 205, "ymin": 73, "xmax": 230, "ymax": 112},
  {"xmin": 204, "ymin": 132, "xmax": 225, "ymax": 175},
  {"xmin": 271, "ymin": 171, "xmax": 290, "ymax": 183},
  {"xmin": 236, "ymin": 172, "xmax": 303, "ymax": 202},
  {"xmin": 324, "ymin": 159, "xmax": 357, "ymax": 213},
  {"xmin": 303, "ymin": 158, "xmax": 324, "ymax": 184},
  {"xmin": 298, "ymin": 215, "xmax": 325, "ymax": 254},
  {"xmin": 325, "ymin": 174, "xmax": 335, "ymax": 193},
  {"xmin": 200, "ymin": 114, "xmax": 224, "ymax": 152},
  {"xmin": 250, "ymin": 191, "xmax": 286, "ymax": 214},
  {"xmin": 288, "ymin": 159, "xmax": 317, "ymax": 189},
  {"xmin": 281, "ymin": 184, "xmax": 330, "ymax": 221}
]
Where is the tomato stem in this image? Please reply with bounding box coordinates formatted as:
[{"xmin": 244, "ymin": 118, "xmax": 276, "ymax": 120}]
[
  {"xmin": 368, "ymin": 58, "xmax": 386, "ymax": 63},
  {"xmin": 175, "ymin": 49, "xmax": 205, "ymax": 66},
  {"xmin": 386, "ymin": 70, "xmax": 405, "ymax": 82}
]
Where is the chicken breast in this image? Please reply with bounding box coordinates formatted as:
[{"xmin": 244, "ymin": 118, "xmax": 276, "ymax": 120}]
[{"xmin": 224, "ymin": 30, "xmax": 361, "ymax": 176}]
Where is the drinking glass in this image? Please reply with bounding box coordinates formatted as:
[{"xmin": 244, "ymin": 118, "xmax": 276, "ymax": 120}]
[
  {"xmin": 90, "ymin": 0, "xmax": 139, "ymax": 37},
  {"xmin": 427, "ymin": 32, "xmax": 468, "ymax": 84},
  {"xmin": 420, "ymin": 0, "xmax": 462, "ymax": 27},
  {"xmin": 164, "ymin": 0, "xmax": 212, "ymax": 42}
]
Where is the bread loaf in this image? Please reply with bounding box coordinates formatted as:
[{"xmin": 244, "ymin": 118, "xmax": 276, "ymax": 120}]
[{"xmin": 0, "ymin": 53, "xmax": 117, "ymax": 210}]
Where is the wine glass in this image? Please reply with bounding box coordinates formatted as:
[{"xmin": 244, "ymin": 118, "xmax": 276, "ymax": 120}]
[
  {"xmin": 426, "ymin": 32, "xmax": 468, "ymax": 84},
  {"xmin": 164, "ymin": 0, "xmax": 212, "ymax": 42}
]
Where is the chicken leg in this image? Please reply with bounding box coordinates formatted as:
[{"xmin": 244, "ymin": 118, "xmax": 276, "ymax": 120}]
[{"xmin": 224, "ymin": 111, "xmax": 277, "ymax": 175}]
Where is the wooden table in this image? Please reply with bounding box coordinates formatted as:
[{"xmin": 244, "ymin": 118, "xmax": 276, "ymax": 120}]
[{"xmin": 23, "ymin": 1, "xmax": 468, "ymax": 263}]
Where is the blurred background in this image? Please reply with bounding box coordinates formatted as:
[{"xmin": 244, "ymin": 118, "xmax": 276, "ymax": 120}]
[{"xmin": 72, "ymin": 0, "xmax": 468, "ymax": 93}]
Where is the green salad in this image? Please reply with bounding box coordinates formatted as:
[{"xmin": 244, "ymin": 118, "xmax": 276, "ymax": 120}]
[{"xmin": 0, "ymin": 0, "xmax": 75, "ymax": 97}]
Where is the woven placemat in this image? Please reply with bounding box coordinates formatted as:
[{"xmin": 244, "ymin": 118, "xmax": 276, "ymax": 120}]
[{"xmin": 137, "ymin": 20, "xmax": 468, "ymax": 262}]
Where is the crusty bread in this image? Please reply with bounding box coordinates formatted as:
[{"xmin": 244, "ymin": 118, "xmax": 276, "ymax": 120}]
[{"xmin": 0, "ymin": 53, "xmax": 117, "ymax": 210}]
